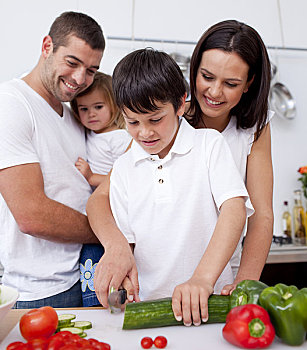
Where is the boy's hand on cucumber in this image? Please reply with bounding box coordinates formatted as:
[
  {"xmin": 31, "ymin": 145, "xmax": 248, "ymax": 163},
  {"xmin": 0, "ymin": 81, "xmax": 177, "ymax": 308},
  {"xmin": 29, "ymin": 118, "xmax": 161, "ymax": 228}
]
[
  {"xmin": 221, "ymin": 282, "xmax": 237, "ymax": 295},
  {"xmin": 171, "ymin": 276, "xmax": 214, "ymax": 327}
]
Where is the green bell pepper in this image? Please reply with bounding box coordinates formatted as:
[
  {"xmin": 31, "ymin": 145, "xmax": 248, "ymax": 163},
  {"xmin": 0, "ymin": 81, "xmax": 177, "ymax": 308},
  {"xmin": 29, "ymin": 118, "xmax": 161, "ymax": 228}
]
[
  {"xmin": 259, "ymin": 283, "xmax": 307, "ymax": 346},
  {"xmin": 230, "ymin": 279, "xmax": 269, "ymax": 309}
]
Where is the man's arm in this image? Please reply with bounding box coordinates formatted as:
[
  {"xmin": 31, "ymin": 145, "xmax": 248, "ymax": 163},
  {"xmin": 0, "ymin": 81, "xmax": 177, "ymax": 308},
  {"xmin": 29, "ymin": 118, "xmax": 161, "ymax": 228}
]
[{"xmin": 0, "ymin": 163, "xmax": 98, "ymax": 243}]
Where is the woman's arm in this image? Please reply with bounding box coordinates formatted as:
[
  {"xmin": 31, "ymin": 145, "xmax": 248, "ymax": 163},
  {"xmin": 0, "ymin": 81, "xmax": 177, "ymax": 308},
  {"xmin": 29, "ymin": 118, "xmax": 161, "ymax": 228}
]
[
  {"xmin": 172, "ymin": 197, "xmax": 246, "ymax": 326},
  {"xmin": 222, "ymin": 124, "xmax": 274, "ymax": 293},
  {"xmin": 86, "ymin": 174, "xmax": 139, "ymax": 307}
]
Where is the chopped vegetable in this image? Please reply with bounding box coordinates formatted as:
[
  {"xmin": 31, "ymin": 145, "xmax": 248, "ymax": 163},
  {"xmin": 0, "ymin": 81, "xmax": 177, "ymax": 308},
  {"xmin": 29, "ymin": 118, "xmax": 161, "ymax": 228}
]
[
  {"xmin": 57, "ymin": 313, "xmax": 76, "ymax": 326},
  {"xmin": 259, "ymin": 283, "xmax": 307, "ymax": 346},
  {"xmin": 222, "ymin": 304, "xmax": 275, "ymax": 349},
  {"xmin": 58, "ymin": 327, "xmax": 84, "ymax": 336},
  {"xmin": 7, "ymin": 329, "xmax": 111, "ymax": 349},
  {"xmin": 73, "ymin": 320, "xmax": 93, "ymax": 330}
]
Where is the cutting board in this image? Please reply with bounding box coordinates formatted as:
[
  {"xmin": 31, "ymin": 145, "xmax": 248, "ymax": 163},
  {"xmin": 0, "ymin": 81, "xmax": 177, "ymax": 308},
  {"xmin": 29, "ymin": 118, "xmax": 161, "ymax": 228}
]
[{"xmin": 0, "ymin": 309, "xmax": 304, "ymax": 350}]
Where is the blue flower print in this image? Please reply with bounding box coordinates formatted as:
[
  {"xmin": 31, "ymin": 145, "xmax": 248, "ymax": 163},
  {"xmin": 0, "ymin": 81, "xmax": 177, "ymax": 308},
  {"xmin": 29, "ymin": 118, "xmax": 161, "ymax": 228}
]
[{"xmin": 80, "ymin": 258, "xmax": 97, "ymax": 292}]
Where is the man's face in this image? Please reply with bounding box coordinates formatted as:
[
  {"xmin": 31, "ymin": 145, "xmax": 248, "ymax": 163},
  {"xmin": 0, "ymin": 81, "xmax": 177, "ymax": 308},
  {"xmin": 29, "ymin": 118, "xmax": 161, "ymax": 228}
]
[{"xmin": 42, "ymin": 35, "xmax": 103, "ymax": 103}]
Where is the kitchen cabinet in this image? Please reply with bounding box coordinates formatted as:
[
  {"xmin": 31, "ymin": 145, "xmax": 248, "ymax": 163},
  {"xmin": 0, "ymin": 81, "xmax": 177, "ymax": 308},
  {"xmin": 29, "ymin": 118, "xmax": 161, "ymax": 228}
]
[
  {"xmin": 0, "ymin": 0, "xmax": 79, "ymax": 82},
  {"xmin": 262, "ymin": 244, "xmax": 307, "ymax": 288},
  {"xmin": 261, "ymin": 261, "xmax": 307, "ymax": 289},
  {"xmin": 279, "ymin": 0, "xmax": 307, "ymax": 49},
  {"xmin": 134, "ymin": 0, "xmax": 283, "ymax": 47},
  {"xmin": 78, "ymin": 0, "xmax": 133, "ymax": 39}
]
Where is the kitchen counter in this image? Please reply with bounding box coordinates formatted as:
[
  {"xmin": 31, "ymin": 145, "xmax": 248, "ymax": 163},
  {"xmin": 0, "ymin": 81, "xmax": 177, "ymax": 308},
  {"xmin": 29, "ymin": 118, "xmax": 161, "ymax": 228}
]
[
  {"xmin": 266, "ymin": 243, "xmax": 307, "ymax": 263},
  {"xmin": 1, "ymin": 308, "xmax": 305, "ymax": 349}
]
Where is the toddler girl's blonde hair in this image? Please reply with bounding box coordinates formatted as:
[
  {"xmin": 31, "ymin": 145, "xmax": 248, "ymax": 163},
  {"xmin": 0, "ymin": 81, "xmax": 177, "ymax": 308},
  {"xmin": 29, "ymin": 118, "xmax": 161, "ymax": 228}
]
[{"xmin": 70, "ymin": 71, "xmax": 125, "ymax": 130}]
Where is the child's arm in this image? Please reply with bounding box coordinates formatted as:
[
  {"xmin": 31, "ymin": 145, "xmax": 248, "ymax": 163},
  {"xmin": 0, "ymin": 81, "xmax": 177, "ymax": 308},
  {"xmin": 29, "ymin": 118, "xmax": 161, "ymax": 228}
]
[
  {"xmin": 172, "ymin": 196, "xmax": 246, "ymax": 327},
  {"xmin": 88, "ymin": 171, "xmax": 139, "ymax": 307},
  {"xmin": 75, "ymin": 157, "xmax": 107, "ymax": 187}
]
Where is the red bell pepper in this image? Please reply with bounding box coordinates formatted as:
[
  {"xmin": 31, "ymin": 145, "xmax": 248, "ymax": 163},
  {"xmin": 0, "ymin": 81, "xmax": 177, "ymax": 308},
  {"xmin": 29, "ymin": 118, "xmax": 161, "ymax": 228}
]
[{"xmin": 222, "ymin": 304, "xmax": 275, "ymax": 349}]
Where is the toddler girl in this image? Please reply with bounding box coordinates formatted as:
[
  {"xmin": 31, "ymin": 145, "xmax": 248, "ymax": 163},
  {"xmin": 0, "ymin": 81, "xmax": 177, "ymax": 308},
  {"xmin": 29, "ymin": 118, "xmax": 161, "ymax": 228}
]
[{"xmin": 70, "ymin": 71, "xmax": 131, "ymax": 306}]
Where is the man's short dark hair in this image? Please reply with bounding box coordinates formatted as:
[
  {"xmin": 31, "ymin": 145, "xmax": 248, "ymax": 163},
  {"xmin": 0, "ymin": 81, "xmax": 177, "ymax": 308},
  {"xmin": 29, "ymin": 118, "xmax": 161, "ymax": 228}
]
[
  {"xmin": 48, "ymin": 11, "xmax": 105, "ymax": 52},
  {"xmin": 112, "ymin": 48, "xmax": 186, "ymax": 114}
]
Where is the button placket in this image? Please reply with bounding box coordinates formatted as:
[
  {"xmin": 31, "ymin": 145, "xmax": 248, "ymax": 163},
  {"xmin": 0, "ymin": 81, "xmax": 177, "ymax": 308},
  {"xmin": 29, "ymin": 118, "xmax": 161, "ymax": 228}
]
[{"xmin": 154, "ymin": 162, "xmax": 171, "ymax": 202}]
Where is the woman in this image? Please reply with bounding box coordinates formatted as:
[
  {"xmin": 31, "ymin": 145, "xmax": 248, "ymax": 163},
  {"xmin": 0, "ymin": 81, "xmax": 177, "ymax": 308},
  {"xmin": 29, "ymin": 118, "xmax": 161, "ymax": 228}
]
[{"xmin": 185, "ymin": 19, "xmax": 273, "ymax": 294}]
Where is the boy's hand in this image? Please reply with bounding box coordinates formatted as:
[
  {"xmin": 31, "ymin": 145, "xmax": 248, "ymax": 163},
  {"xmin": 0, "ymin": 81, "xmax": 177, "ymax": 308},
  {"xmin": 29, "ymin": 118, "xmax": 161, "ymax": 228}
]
[
  {"xmin": 93, "ymin": 244, "xmax": 140, "ymax": 307},
  {"xmin": 75, "ymin": 157, "xmax": 93, "ymax": 182},
  {"xmin": 221, "ymin": 282, "xmax": 237, "ymax": 295},
  {"xmin": 122, "ymin": 276, "xmax": 141, "ymax": 303},
  {"xmin": 172, "ymin": 277, "xmax": 214, "ymax": 327}
]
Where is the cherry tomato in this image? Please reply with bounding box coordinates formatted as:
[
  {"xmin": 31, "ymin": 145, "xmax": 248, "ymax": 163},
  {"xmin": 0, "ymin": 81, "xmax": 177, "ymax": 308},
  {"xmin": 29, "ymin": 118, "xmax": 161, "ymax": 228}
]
[
  {"xmin": 19, "ymin": 306, "xmax": 58, "ymax": 341},
  {"xmin": 46, "ymin": 337, "xmax": 65, "ymax": 350},
  {"xmin": 94, "ymin": 342, "xmax": 111, "ymax": 350},
  {"xmin": 6, "ymin": 342, "xmax": 27, "ymax": 350},
  {"xmin": 140, "ymin": 337, "xmax": 153, "ymax": 349},
  {"xmin": 26, "ymin": 338, "xmax": 49, "ymax": 350},
  {"xmin": 153, "ymin": 336, "xmax": 167, "ymax": 349},
  {"xmin": 56, "ymin": 346, "xmax": 78, "ymax": 350}
]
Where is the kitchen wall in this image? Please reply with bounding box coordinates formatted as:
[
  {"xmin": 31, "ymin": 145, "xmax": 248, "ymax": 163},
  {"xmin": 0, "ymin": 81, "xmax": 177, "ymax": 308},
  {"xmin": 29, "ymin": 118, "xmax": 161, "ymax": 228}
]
[{"xmin": 0, "ymin": 0, "xmax": 306, "ymax": 237}]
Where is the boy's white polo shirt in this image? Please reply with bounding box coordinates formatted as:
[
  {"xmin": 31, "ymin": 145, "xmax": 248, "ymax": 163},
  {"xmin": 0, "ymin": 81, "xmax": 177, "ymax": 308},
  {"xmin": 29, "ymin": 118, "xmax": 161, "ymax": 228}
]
[{"xmin": 110, "ymin": 117, "xmax": 254, "ymax": 300}]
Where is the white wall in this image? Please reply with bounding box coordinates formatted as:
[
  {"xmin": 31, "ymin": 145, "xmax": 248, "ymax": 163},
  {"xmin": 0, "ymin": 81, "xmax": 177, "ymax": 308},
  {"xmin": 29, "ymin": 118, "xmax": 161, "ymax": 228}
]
[{"xmin": 1, "ymin": 0, "xmax": 306, "ymax": 235}]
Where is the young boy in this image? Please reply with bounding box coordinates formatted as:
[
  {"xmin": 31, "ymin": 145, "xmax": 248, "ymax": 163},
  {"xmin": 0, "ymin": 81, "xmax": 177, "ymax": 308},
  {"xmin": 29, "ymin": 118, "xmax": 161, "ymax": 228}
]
[{"xmin": 109, "ymin": 48, "xmax": 254, "ymax": 326}]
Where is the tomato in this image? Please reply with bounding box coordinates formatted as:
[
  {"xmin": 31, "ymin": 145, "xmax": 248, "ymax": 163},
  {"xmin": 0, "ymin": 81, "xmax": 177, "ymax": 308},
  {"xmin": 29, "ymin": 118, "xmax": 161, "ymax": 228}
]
[
  {"xmin": 19, "ymin": 306, "xmax": 58, "ymax": 341},
  {"xmin": 140, "ymin": 337, "xmax": 153, "ymax": 349},
  {"xmin": 153, "ymin": 336, "xmax": 167, "ymax": 349},
  {"xmin": 6, "ymin": 342, "xmax": 28, "ymax": 350},
  {"xmin": 26, "ymin": 338, "xmax": 49, "ymax": 350},
  {"xmin": 46, "ymin": 337, "xmax": 65, "ymax": 350}
]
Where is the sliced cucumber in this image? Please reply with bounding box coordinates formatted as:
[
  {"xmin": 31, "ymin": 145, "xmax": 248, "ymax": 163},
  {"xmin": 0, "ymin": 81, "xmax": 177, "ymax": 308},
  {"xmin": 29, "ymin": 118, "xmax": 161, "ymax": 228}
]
[
  {"xmin": 58, "ymin": 314, "xmax": 76, "ymax": 323},
  {"xmin": 79, "ymin": 332, "xmax": 87, "ymax": 338},
  {"xmin": 59, "ymin": 327, "xmax": 84, "ymax": 336},
  {"xmin": 73, "ymin": 321, "xmax": 92, "ymax": 330}
]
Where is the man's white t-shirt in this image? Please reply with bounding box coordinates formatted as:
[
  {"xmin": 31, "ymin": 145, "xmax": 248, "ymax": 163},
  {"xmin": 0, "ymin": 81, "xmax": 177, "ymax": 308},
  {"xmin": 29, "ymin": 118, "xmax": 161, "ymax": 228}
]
[
  {"xmin": 110, "ymin": 117, "xmax": 254, "ymax": 300},
  {"xmin": 0, "ymin": 79, "xmax": 92, "ymax": 301},
  {"xmin": 86, "ymin": 129, "xmax": 131, "ymax": 175}
]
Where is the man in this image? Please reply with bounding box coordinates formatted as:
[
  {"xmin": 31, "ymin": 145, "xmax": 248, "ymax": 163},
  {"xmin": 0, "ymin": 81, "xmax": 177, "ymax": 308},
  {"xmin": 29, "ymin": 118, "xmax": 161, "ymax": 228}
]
[{"xmin": 0, "ymin": 11, "xmax": 106, "ymax": 308}]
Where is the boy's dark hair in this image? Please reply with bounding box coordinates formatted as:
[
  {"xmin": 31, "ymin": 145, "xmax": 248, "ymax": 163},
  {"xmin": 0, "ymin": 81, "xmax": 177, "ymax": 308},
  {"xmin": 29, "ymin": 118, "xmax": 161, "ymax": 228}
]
[
  {"xmin": 112, "ymin": 48, "xmax": 186, "ymax": 114},
  {"xmin": 71, "ymin": 72, "xmax": 125, "ymax": 130},
  {"xmin": 187, "ymin": 20, "xmax": 271, "ymax": 141},
  {"xmin": 49, "ymin": 11, "xmax": 105, "ymax": 53}
]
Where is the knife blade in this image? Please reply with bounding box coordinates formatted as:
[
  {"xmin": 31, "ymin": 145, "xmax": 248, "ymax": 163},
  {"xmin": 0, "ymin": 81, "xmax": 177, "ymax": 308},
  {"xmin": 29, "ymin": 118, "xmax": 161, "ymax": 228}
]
[{"xmin": 108, "ymin": 287, "xmax": 127, "ymax": 313}]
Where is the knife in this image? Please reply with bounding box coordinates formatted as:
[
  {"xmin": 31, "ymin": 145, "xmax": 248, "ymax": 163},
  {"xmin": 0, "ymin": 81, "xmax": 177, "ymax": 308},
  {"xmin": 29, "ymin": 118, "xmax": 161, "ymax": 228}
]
[{"xmin": 108, "ymin": 287, "xmax": 127, "ymax": 313}]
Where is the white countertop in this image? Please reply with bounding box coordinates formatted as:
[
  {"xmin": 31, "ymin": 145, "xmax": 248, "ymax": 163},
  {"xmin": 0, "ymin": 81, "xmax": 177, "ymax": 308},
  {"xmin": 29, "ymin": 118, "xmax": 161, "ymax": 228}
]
[
  {"xmin": 1, "ymin": 309, "xmax": 305, "ymax": 350},
  {"xmin": 266, "ymin": 243, "xmax": 307, "ymax": 263}
]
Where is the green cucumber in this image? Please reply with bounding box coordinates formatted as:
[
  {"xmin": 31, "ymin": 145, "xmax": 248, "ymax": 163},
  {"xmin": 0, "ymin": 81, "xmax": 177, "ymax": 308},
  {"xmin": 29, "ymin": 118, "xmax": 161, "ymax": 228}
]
[
  {"xmin": 58, "ymin": 327, "xmax": 84, "ymax": 336},
  {"xmin": 73, "ymin": 321, "xmax": 92, "ymax": 330},
  {"xmin": 58, "ymin": 314, "xmax": 76, "ymax": 327},
  {"xmin": 123, "ymin": 295, "xmax": 230, "ymax": 330}
]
